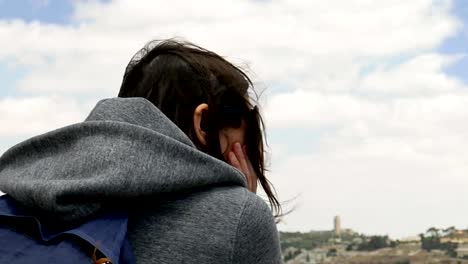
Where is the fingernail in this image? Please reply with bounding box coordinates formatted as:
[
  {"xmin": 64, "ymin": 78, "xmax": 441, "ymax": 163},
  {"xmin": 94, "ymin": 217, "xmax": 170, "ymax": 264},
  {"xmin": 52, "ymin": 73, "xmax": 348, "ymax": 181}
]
[{"xmin": 235, "ymin": 142, "xmax": 241, "ymax": 150}]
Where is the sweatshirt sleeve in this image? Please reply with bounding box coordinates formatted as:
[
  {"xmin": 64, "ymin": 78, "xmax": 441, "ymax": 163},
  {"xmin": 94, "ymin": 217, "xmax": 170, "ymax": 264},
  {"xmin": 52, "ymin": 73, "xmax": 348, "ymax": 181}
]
[{"xmin": 231, "ymin": 194, "xmax": 283, "ymax": 264}]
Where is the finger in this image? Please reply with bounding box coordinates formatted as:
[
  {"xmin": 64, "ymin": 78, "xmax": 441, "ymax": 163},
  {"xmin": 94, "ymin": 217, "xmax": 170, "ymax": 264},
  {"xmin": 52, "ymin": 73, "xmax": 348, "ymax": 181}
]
[
  {"xmin": 242, "ymin": 146, "xmax": 254, "ymax": 170},
  {"xmin": 228, "ymin": 151, "xmax": 242, "ymax": 172},
  {"xmin": 229, "ymin": 151, "xmax": 252, "ymax": 189},
  {"xmin": 241, "ymin": 146, "xmax": 253, "ymax": 188},
  {"xmin": 233, "ymin": 143, "xmax": 254, "ymax": 191},
  {"xmin": 242, "ymin": 146, "xmax": 258, "ymax": 193},
  {"xmin": 243, "ymin": 147, "xmax": 258, "ymax": 193},
  {"xmin": 235, "ymin": 144, "xmax": 254, "ymax": 192},
  {"xmin": 233, "ymin": 143, "xmax": 249, "ymax": 175}
]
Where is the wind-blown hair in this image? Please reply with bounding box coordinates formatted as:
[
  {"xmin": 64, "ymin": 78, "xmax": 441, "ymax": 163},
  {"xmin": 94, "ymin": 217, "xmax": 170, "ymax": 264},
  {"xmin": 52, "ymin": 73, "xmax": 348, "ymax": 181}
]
[{"xmin": 118, "ymin": 39, "xmax": 281, "ymax": 218}]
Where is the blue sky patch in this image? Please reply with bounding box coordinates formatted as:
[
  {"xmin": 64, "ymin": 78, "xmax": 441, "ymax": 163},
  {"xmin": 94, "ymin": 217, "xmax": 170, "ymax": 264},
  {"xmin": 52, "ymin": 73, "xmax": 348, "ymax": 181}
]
[
  {"xmin": 0, "ymin": 0, "xmax": 74, "ymax": 24},
  {"xmin": 0, "ymin": 0, "xmax": 111, "ymax": 25},
  {"xmin": 0, "ymin": 62, "xmax": 29, "ymax": 97},
  {"xmin": 438, "ymin": 0, "xmax": 468, "ymax": 84}
]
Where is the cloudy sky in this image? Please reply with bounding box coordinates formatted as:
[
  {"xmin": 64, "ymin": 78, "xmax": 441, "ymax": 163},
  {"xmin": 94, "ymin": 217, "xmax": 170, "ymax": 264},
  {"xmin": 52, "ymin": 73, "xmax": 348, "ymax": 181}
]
[{"xmin": 1, "ymin": 0, "xmax": 468, "ymax": 239}]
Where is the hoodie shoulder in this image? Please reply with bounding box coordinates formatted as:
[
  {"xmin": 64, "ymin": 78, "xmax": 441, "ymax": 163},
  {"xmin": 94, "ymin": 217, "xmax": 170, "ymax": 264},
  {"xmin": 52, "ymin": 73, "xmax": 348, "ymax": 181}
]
[
  {"xmin": 231, "ymin": 190, "xmax": 282, "ymax": 264},
  {"xmin": 86, "ymin": 97, "xmax": 194, "ymax": 147},
  {"xmin": 0, "ymin": 97, "xmax": 246, "ymax": 222}
]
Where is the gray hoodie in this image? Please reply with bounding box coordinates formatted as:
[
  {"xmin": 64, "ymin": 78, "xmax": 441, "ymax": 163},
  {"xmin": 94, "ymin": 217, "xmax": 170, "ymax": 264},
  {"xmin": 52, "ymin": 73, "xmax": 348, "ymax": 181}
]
[{"xmin": 0, "ymin": 97, "xmax": 282, "ymax": 264}]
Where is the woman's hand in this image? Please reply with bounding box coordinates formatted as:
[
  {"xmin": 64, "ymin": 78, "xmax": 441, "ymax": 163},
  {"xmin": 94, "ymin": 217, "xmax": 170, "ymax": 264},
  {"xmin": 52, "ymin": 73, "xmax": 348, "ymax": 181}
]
[{"xmin": 228, "ymin": 142, "xmax": 258, "ymax": 193}]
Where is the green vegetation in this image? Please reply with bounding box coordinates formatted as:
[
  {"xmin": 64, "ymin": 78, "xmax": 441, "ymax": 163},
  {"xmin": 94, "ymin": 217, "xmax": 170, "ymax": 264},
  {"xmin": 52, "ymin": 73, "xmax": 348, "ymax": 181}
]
[
  {"xmin": 355, "ymin": 235, "xmax": 397, "ymax": 251},
  {"xmin": 280, "ymin": 230, "xmax": 362, "ymax": 250},
  {"xmin": 280, "ymin": 226, "xmax": 468, "ymax": 263},
  {"xmin": 419, "ymin": 227, "xmax": 458, "ymax": 257},
  {"xmin": 283, "ymin": 248, "xmax": 301, "ymax": 262},
  {"xmin": 280, "ymin": 231, "xmax": 336, "ymax": 250},
  {"xmin": 280, "ymin": 226, "xmax": 467, "ymax": 259},
  {"xmin": 280, "ymin": 230, "xmax": 398, "ymax": 252}
]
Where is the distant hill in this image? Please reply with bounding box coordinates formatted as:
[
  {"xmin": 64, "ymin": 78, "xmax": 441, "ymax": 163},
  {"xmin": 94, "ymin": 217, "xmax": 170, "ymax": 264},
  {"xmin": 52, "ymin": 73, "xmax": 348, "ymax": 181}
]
[{"xmin": 280, "ymin": 230, "xmax": 361, "ymax": 251}]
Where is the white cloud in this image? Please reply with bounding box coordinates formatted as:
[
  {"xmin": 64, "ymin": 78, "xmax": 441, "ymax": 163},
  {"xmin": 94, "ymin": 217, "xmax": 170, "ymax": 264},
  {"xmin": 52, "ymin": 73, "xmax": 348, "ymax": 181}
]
[
  {"xmin": 269, "ymin": 89, "xmax": 468, "ymax": 237},
  {"xmin": 0, "ymin": 0, "xmax": 461, "ymax": 94},
  {"xmin": 360, "ymin": 54, "xmax": 466, "ymax": 96},
  {"xmin": 0, "ymin": 0, "xmax": 467, "ymax": 238},
  {"xmin": 0, "ymin": 96, "xmax": 92, "ymax": 136},
  {"xmin": 273, "ymin": 148, "xmax": 468, "ymax": 238}
]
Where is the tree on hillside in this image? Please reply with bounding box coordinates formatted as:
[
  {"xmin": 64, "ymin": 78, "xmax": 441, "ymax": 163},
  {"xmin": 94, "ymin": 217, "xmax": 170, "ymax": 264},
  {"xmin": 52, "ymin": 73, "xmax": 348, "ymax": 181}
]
[
  {"xmin": 442, "ymin": 226, "xmax": 456, "ymax": 237},
  {"xmin": 421, "ymin": 233, "xmax": 440, "ymax": 252},
  {"xmin": 357, "ymin": 235, "xmax": 391, "ymax": 251},
  {"xmin": 420, "ymin": 226, "xmax": 458, "ymax": 256},
  {"xmin": 427, "ymin": 227, "xmax": 440, "ymax": 238}
]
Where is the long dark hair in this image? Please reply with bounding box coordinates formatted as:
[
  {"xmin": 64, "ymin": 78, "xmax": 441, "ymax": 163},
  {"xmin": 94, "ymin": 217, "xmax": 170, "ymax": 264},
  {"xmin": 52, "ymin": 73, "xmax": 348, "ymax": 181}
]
[{"xmin": 118, "ymin": 39, "xmax": 281, "ymax": 218}]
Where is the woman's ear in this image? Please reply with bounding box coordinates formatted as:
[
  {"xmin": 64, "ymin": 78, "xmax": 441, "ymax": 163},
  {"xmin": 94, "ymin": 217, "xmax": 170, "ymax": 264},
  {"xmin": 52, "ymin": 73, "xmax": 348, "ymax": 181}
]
[{"xmin": 193, "ymin": 103, "xmax": 209, "ymax": 146}]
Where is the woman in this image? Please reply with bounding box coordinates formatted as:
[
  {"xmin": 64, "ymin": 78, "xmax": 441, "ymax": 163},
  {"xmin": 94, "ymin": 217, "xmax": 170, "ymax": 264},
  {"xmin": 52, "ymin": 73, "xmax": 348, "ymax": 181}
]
[{"xmin": 0, "ymin": 39, "xmax": 282, "ymax": 263}]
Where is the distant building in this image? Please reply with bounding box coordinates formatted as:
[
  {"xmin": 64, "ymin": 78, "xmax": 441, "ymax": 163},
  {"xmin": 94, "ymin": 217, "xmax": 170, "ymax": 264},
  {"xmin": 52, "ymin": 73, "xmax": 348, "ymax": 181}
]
[
  {"xmin": 456, "ymin": 244, "xmax": 468, "ymax": 258},
  {"xmin": 441, "ymin": 229, "xmax": 468, "ymax": 244},
  {"xmin": 399, "ymin": 236, "xmax": 421, "ymax": 245},
  {"xmin": 334, "ymin": 215, "xmax": 341, "ymax": 236}
]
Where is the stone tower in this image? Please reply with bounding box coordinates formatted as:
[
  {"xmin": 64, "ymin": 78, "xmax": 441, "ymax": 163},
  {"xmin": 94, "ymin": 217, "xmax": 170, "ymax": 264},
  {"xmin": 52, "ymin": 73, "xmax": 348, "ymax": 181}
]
[{"xmin": 334, "ymin": 215, "xmax": 341, "ymax": 236}]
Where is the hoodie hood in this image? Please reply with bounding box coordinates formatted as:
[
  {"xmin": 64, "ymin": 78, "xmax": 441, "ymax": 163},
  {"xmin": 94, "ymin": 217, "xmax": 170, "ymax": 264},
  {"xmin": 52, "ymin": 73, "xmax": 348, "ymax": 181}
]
[{"xmin": 0, "ymin": 98, "xmax": 246, "ymax": 222}]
